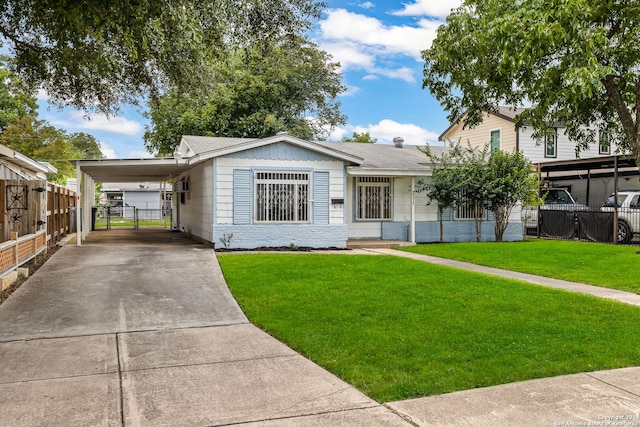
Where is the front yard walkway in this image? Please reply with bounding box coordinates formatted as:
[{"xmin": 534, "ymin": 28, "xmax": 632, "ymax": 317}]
[{"xmin": 368, "ymin": 248, "xmax": 640, "ymax": 307}]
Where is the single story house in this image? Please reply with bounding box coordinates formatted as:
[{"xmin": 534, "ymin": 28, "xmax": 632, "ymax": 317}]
[{"xmin": 169, "ymin": 134, "xmax": 523, "ymax": 249}]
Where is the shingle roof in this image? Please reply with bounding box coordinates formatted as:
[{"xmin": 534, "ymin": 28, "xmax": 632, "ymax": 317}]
[
  {"xmin": 181, "ymin": 136, "xmax": 256, "ymax": 154},
  {"xmin": 180, "ymin": 135, "xmax": 449, "ymax": 171},
  {"xmin": 315, "ymin": 141, "xmax": 447, "ymax": 170}
]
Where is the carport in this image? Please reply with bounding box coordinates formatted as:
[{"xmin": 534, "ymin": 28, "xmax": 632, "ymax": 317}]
[
  {"xmin": 536, "ymin": 154, "xmax": 637, "ymax": 206},
  {"xmin": 72, "ymin": 157, "xmax": 191, "ymax": 245}
]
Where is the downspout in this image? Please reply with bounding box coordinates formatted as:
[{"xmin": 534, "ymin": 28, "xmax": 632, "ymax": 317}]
[
  {"xmin": 515, "ymin": 128, "xmax": 520, "ymax": 152},
  {"xmin": 410, "ymin": 177, "xmax": 416, "ymax": 244}
]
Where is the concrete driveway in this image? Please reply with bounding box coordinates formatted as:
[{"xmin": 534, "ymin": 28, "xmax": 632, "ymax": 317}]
[
  {"xmin": 2, "ymin": 229, "xmax": 640, "ymax": 426},
  {"xmin": 0, "ymin": 229, "xmax": 409, "ymax": 426}
]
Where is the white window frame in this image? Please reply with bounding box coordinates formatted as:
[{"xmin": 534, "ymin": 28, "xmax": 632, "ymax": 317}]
[
  {"xmin": 599, "ymin": 130, "xmax": 611, "ymax": 155},
  {"xmin": 490, "ymin": 129, "xmax": 501, "ymax": 151},
  {"xmin": 356, "ymin": 176, "xmax": 392, "ymax": 220},
  {"xmin": 544, "ymin": 129, "xmax": 558, "ymax": 158},
  {"xmin": 254, "ymin": 171, "xmax": 310, "ymax": 223}
]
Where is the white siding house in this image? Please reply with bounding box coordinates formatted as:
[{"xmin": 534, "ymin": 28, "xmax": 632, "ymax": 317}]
[{"xmin": 171, "ymin": 134, "xmax": 523, "ymax": 249}]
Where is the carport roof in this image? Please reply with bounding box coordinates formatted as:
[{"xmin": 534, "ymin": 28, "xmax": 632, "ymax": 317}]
[{"xmin": 71, "ymin": 158, "xmax": 190, "ymax": 183}]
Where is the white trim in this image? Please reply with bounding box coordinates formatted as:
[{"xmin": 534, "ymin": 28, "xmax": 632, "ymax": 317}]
[{"xmin": 490, "ymin": 128, "xmax": 502, "ymax": 150}]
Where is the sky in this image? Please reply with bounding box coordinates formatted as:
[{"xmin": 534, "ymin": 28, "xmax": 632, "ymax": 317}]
[{"xmin": 36, "ymin": 0, "xmax": 463, "ymax": 159}]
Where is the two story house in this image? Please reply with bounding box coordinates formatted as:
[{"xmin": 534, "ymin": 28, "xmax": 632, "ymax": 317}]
[
  {"xmin": 439, "ymin": 107, "xmax": 633, "ymax": 205},
  {"xmin": 439, "ymin": 106, "xmax": 620, "ymax": 163}
]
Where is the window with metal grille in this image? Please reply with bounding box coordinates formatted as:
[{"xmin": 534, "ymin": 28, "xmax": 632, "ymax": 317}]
[
  {"xmin": 356, "ymin": 177, "xmax": 392, "ymax": 220},
  {"xmin": 454, "ymin": 190, "xmax": 484, "ymax": 220},
  {"xmin": 254, "ymin": 171, "xmax": 310, "ymax": 222}
]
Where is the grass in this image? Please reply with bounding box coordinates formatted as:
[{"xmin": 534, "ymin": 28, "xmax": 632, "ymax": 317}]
[
  {"xmin": 218, "ymin": 253, "xmax": 640, "ymax": 403},
  {"xmin": 94, "ymin": 219, "xmax": 171, "ymax": 227},
  {"xmin": 400, "ymin": 239, "xmax": 640, "ymax": 294}
]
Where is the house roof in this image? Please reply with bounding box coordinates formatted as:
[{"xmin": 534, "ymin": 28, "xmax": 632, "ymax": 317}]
[
  {"xmin": 74, "ymin": 135, "xmax": 449, "ymax": 185},
  {"xmin": 178, "ymin": 134, "xmax": 364, "ymax": 165},
  {"xmin": 315, "ymin": 141, "xmax": 448, "ymax": 174},
  {"xmin": 181, "ymin": 134, "xmax": 448, "ymax": 175}
]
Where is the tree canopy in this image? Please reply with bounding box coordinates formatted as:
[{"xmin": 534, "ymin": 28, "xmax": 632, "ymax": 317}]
[
  {"xmin": 423, "ymin": 0, "xmax": 640, "ymax": 164},
  {"xmin": 342, "ymin": 131, "xmax": 377, "ymax": 143},
  {"xmin": 0, "ymin": 0, "xmax": 324, "ymax": 115},
  {"xmin": 144, "ymin": 37, "xmax": 345, "ymax": 155},
  {"xmin": 0, "ymin": 59, "xmax": 104, "ymax": 183},
  {"xmin": 419, "ymin": 142, "xmax": 538, "ymax": 242}
]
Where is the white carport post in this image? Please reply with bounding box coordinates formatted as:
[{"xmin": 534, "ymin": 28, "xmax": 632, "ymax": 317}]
[
  {"xmin": 76, "ymin": 162, "xmax": 82, "ymax": 246},
  {"xmin": 75, "ymin": 162, "xmax": 95, "ymax": 246},
  {"xmin": 410, "ymin": 177, "xmax": 416, "ymax": 244}
]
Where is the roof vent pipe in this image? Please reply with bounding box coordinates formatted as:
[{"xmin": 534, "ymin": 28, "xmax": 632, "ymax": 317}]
[{"xmin": 393, "ymin": 137, "xmax": 404, "ymax": 148}]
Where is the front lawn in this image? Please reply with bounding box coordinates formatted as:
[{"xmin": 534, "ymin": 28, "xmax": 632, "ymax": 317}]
[
  {"xmin": 400, "ymin": 239, "xmax": 640, "ymax": 294},
  {"xmin": 218, "ymin": 253, "xmax": 640, "ymax": 403}
]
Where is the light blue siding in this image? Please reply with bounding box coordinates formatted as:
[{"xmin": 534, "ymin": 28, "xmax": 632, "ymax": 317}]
[
  {"xmin": 213, "ymin": 224, "xmax": 348, "ymax": 249},
  {"xmin": 313, "ymin": 171, "xmax": 329, "ymax": 224},
  {"xmin": 225, "ymin": 142, "xmax": 334, "ymax": 161},
  {"xmin": 381, "ymin": 221, "xmax": 523, "ymax": 242},
  {"xmin": 233, "ymin": 169, "xmax": 251, "ymax": 224}
]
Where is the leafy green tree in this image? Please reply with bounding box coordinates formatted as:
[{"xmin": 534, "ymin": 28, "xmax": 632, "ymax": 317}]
[
  {"xmin": 0, "ymin": 0, "xmax": 324, "ymax": 114},
  {"xmin": 69, "ymin": 132, "xmax": 105, "ymax": 160},
  {"xmin": 0, "ymin": 59, "xmax": 105, "ymax": 181},
  {"xmin": 458, "ymin": 144, "xmax": 491, "ymax": 242},
  {"xmin": 0, "ymin": 55, "xmax": 37, "ymax": 132},
  {"xmin": 423, "ymin": 0, "xmax": 640, "ymax": 164},
  {"xmin": 417, "ymin": 142, "xmax": 465, "ymax": 242},
  {"xmin": 144, "ymin": 37, "xmax": 345, "ymax": 155},
  {"xmin": 343, "ymin": 131, "xmax": 377, "ymax": 143},
  {"xmin": 1, "ymin": 116, "xmax": 77, "ymax": 183},
  {"xmin": 485, "ymin": 150, "xmax": 538, "ymax": 242}
]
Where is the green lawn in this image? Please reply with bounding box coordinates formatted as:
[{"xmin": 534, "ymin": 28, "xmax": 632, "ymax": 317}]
[
  {"xmin": 218, "ymin": 253, "xmax": 640, "ymax": 403},
  {"xmin": 400, "ymin": 239, "xmax": 640, "ymax": 294}
]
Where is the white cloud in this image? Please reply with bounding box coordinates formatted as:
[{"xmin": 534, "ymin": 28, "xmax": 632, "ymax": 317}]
[
  {"xmin": 320, "ymin": 9, "xmax": 441, "ymax": 60},
  {"xmin": 52, "ymin": 111, "xmax": 142, "ymax": 136},
  {"xmin": 319, "ymin": 41, "xmax": 375, "ymax": 70},
  {"xmin": 392, "ymin": 0, "xmax": 463, "ymax": 19},
  {"xmin": 99, "ymin": 142, "xmax": 117, "ymax": 159},
  {"xmin": 359, "ymin": 1, "xmax": 375, "ymax": 9},
  {"xmin": 370, "ymin": 67, "xmax": 415, "ymax": 83},
  {"xmin": 318, "ymin": 9, "xmax": 442, "ymax": 83},
  {"xmin": 343, "ymin": 84, "xmax": 362, "ymax": 96},
  {"xmin": 328, "ymin": 119, "xmax": 442, "ymax": 146}
]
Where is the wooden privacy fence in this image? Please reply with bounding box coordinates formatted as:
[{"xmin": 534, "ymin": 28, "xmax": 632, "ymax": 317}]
[
  {"xmin": 0, "ymin": 180, "xmax": 76, "ymax": 276},
  {"xmin": 46, "ymin": 183, "xmax": 76, "ymax": 247}
]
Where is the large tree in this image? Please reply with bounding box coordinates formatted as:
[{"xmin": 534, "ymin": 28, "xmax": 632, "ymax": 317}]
[
  {"xmin": 0, "ymin": 55, "xmax": 37, "ymax": 132},
  {"xmin": 0, "ymin": 0, "xmax": 324, "ymax": 114},
  {"xmin": 144, "ymin": 37, "xmax": 345, "ymax": 155},
  {"xmin": 0, "ymin": 59, "xmax": 104, "ymax": 182},
  {"xmin": 423, "ymin": 0, "xmax": 640, "ymax": 165}
]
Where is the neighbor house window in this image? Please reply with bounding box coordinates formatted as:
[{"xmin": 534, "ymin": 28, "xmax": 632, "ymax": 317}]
[
  {"xmin": 356, "ymin": 176, "xmax": 392, "ymax": 220},
  {"xmin": 254, "ymin": 171, "xmax": 309, "ymax": 222},
  {"xmin": 545, "ymin": 129, "xmax": 557, "ymax": 158},
  {"xmin": 599, "ymin": 130, "xmax": 611, "ymax": 154},
  {"xmin": 490, "ymin": 129, "xmax": 501, "ymax": 151}
]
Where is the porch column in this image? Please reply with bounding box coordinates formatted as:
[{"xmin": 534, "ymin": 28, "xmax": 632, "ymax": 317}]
[{"xmin": 410, "ymin": 177, "xmax": 416, "ymax": 244}]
